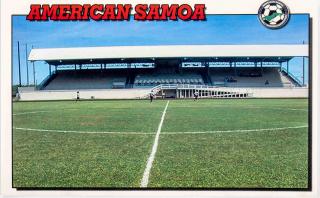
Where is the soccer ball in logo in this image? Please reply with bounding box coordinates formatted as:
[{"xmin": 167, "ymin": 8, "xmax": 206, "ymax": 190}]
[{"xmin": 258, "ymin": 0, "xmax": 290, "ymax": 29}]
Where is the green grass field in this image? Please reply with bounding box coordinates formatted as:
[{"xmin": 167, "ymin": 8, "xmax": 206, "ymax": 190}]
[{"xmin": 13, "ymin": 99, "xmax": 309, "ymax": 188}]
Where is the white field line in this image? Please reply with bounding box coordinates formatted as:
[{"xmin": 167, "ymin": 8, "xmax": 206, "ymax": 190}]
[
  {"xmin": 249, "ymin": 107, "xmax": 308, "ymax": 112},
  {"xmin": 162, "ymin": 125, "xmax": 308, "ymax": 135},
  {"xmin": 13, "ymin": 111, "xmax": 53, "ymax": 115},
  {"xmin": 12, "ymin": 109, "xmax": 81, "ymax": 116},
  {"xmin": 13, "ymin": 125, "xmax": 307, "ymax": 135},
  {"xmin": 140, "ymin": 100, "xmax": 170, "ymax": 188},
  {"xmin": 280, "ymin": 108, "xmax": 308, "ymax": 111},
  {"xmin": 172, "ymin": 106, "xmax": 307, "ymax": 112},
  {"xmin": 13, "ymin": 127, "xmax": 152, "ymax": 135}
]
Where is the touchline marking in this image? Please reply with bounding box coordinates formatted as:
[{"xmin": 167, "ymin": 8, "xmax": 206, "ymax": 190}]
[
  {"xmin": 162, "ymin": 125, "xmax": 308, "ymax": 134},
  {"xmin": 13, "ymin": 111, "xmax": 54, "ymax": 115},
  {"xmin": 13, "ymin": 127, "xmax": 152, "ymax": 135},
  {"xmin": 140, "ymin": 100, "xmax": 170, "ymax": 188}
]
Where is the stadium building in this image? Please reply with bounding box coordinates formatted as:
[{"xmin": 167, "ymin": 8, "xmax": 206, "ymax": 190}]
[{"xmin": 17, "ymin": 44, "xmax": 308, "ymax": 100}]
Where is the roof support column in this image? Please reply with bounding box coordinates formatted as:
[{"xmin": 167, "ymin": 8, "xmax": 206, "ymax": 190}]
[
  {"xmin": 178, "ymin": 61, "xmax": 182, "ymax": 74},
  {"xmin": 206, "ymin": 61, "xmax": 209, "ymax": 76},
  {"xmin": 49, "ymin": 64, "xmax": 51, "ymax": 76},
  {"xmin": 287, "ymin": 60, "xmax": 289, "ymax": 73}
]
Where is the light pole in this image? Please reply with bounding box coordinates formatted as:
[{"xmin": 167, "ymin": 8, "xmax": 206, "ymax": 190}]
[
  {"xmin": 17, "ymin": 41, "xmax": 21, "ymax": 86},
  {"xmin": 25, "ymin": 43, "xmax": 29, "ymax": 86},
  {"xmin": 302, "ymin": 56, "xmax": 305, "ymax": 86},
  {"xmin": 32, "ymin": 45, "xmax": 36, "ymax": 86}
]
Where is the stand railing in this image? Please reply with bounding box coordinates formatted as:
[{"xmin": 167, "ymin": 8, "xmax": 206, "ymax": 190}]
[
  {"xmin": 148, "ymin": 84, "xmax": 252, "ymax": 99},
  {"xmin": 281, "ymin": 67, "xmax": 303, "ymax": 87},
  {"xmin": 37, "ymin": 71, "xmax": 57, "ymax": 90}
]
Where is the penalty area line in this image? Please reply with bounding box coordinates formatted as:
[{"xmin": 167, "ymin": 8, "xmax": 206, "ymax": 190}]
[{"xmin": 140, "ymin": 100, "xmax": 170, "ymax": 188}]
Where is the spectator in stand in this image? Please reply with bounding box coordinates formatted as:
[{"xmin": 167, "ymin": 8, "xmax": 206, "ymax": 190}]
[{"xmin": 265, "ymin": 80, "xmax": 269, "ymax": 86}]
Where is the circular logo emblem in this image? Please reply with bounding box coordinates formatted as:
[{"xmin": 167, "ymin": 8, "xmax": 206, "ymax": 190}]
[{"xmin": 258, "ymin": 0, "xmax": 290, "ymax": 29}]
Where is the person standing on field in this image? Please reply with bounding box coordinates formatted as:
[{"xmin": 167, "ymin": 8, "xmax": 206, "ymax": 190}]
[
  {"xmin": 150, "ymin": 91, "xmax": 154, "ymax": 102},
  {"xmin": 76, "ymin": 91, "xmax": 80, "ymax": 101},
  {"xmin": 194, "ymin": 90, "xmax": 199, "ymax": 101}
]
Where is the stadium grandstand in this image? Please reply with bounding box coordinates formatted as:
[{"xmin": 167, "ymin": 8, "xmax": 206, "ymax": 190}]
[{"xmin": 17, "ymin": 44, "xmax": 308, "ymax": 100}]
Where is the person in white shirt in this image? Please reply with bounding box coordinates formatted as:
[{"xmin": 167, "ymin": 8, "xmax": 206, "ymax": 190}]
[{"xmin": 194, "ymin": 90, "xmax": 199, "ymax": 101}]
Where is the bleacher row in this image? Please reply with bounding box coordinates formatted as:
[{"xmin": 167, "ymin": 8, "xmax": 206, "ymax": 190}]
[
  {"xmin": 134, "ymin": 74, "xmax": 204, "ymax": 87},
  {"xmin": 40, "ymin": 68, "xmax": 297, "ymax": 90},
  {"xmin": 43, "ymin": 70, "xmax": 127, "ymax": 90},
  {"xmin": 209, "ymin": 68, "xmax": 295, "ymax": 88}
]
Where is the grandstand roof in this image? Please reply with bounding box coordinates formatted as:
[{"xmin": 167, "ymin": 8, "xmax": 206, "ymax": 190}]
[{"xmin": 28, "ymin": 45, "xmax": 308, "ymax": 65}]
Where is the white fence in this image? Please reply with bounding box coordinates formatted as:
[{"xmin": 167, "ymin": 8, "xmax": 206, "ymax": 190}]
[
  {"xmin": 16, "ymin": 84, "xmax": 308, "ymax": 101},
  {"xmin": 17, "ymin": 89, "xmax": 151, "ymax": 101}
]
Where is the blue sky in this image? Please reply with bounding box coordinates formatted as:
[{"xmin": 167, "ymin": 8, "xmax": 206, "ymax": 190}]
[{"xmin": 12, "ymin": 14, "xmax": 309, "ymax": 85}]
